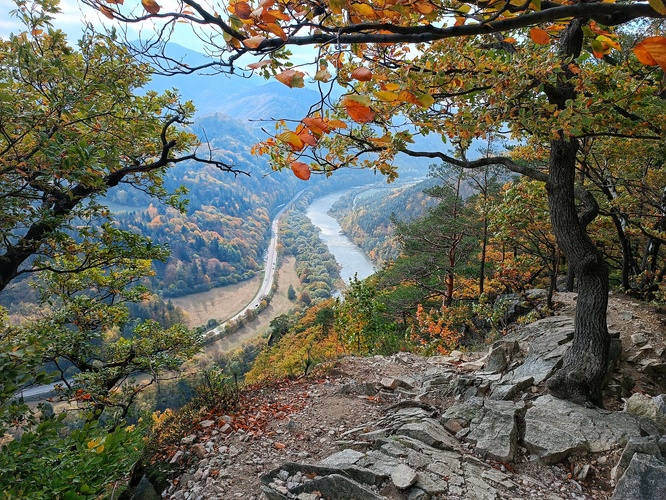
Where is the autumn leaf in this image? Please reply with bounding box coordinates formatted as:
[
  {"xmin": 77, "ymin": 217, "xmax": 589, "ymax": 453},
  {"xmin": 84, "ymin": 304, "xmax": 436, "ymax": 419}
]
[
  {"xmin": 141, "ymin": 0, "xmax": 160, "ymax": 15},
  {"xmin": 351, "ymin": 67, "xmax": 373, "ymax": 81},
  {"xmin": 243, "ymin": 36, "xmax": 267, "ymax": 49},
  {"xmin": 275, "ymin": 69, "xmax": 305, "ymax": 88},
  {"xmin": 298, "ymin": 130, "xmax": 317, "ymax": 147},
  {"xmin": 106, "ymin": 0, "xmax": 123, "ymax": 4},
  {"xmin": 247, "ymin": 60, "xmax": 272, "ymax": 70},
  {"xmin": 302, "ymin": 117, "xmax": 331, "ymax": 135},
  {"xmin": 529, "ymin": 27, "xmax": 549, "ymax": 45},
  {"xmin": 314, "ymin": 68, "xmax": 332, "ymax": 82},
  {"xmin": 417, "ymin": 93, "xmax": 435, "ymax": 108},
  {"xmin": 342, "ymin": 96, "xmax": 375, "ymax": 123},
  {"xmin": 649, "ymin": 0, "xmax": 666, "ymax": 15},
  {"xmin": 374, "ymin": 90, "xmax": 398, "ymax": 102},
  {"xmin": 634, "ymin": 36, "xmax": 666, "ymax": 71},
  {"xmin": 277, "ymin": 131, "xmax": 304, "ymax": 151},
  {"xmin": 234, "ymin": 1, "xmax": 253, "ymax": 19},
  {"xmin": 290, "ymin": 162, "xmax": 310, "ymax": 181},
  {"xmin": 263, "ymin": 23, "xmax": 288, "ymax": 41}
]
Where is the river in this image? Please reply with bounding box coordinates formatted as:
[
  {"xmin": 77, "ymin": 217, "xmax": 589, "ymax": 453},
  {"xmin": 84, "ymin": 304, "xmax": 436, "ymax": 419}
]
[{"xmin": 306, "ymin": 190, "xmax": 375, "ymax": 285}]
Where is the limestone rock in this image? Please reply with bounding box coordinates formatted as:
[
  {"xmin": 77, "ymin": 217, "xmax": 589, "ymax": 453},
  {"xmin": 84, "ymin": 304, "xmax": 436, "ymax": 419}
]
[
  {"xmin": 524, "ymin": 395, "xmax": 642, "ymax": 464},
  {"xmin": 611, "ymin": 453, "xmax": 666, "ymax": 500}
]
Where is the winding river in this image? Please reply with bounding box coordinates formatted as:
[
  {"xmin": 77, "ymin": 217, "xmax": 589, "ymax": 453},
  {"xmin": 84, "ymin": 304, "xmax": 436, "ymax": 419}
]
[{"xmin": 306, "ymin": 190, "xmax": 375, "ymax": 285}]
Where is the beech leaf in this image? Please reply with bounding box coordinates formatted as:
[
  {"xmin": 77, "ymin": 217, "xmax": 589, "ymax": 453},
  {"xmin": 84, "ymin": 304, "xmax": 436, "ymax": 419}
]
[
  {"xmin": 275, "ymin": 69, "xmax": 305, "ymax": 88},
  {"xmin": 529, "ymin": 27, "xmax": 550, "ymax": 45},
  {"xmin": 234, "ymin": 1, "xmax": 253, "ymax": 19},
  {"xmin": 277, "ymin": 131, "xmax": 304, "ymax": 151},
  {"xmin": 290, "ymin": 162, "xmax": 311, "ymax": 181},
  {"xmin": 351, "ymin": 67, "xmax": 373, "ymax": 81},
  {"xmin": 342, "ymin": 97, "xmax": 375, "ymax": 123},
  {"xmin": 243, "ymin": 36, "xmax": 267, "ymax": 49},
  {"xmin": 141, "ymin": 0, "xmax": 161, "ymax": 15},
  {"xmin": 634, "ymin": 36, "xmax": 666, "ymax": 71}
]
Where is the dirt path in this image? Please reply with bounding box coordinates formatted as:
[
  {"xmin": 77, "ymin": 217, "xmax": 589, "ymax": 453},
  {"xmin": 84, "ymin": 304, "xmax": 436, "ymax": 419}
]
[
  {"xmin": 170, "ymin": 277, "xmax": 261, "ymax": 328},
  {"xmin": 204, "ymin": 256, "xmax": 301, "ymax": 356}
]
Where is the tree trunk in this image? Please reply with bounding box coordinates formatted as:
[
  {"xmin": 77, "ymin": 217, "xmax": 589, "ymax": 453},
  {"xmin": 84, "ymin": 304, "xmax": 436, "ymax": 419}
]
[{"xmin": 544, "ymin": 19, "xmax": 610, "ymax": 406}]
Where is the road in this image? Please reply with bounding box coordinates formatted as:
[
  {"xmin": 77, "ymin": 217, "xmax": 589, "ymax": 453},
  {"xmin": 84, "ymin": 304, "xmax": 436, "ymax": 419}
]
[{"xmin": 207, "ymin": 188, "xmax": 305, "ymax": 337}]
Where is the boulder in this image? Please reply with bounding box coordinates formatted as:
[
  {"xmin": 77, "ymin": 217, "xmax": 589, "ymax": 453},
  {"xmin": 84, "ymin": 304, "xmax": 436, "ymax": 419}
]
[
  {"xmin": 391, "ymin": 463, "xmax": 417, "ymax": 489},
  {"xmin": 611, "ymin": 436, "xmax": 664, "ymax": 483},
  {"xmin": 466, "ymin": 400, "xmax": 525, "ymax": 462},
  {"xmin": 396, "ymin": 418, "xmax": 459, "ymax": 451},
  {"xmin": 624, "ymin": 393, "xmax": 666, "ymax": 431},
  {"xmin": 524, "ymin": 395, "xmax": 642, "ymax": 464},
  {"xmin": 611, "ymin": 453, "xmax": 666, "ymax": 500}
]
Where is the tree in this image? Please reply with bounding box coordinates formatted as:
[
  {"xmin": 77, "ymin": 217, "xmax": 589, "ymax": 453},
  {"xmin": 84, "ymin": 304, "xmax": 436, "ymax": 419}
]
[
  {"xmin": 287, "ymin": 284, "xmax": 297, "ymax": 300},
  {"xmin": 92, "ymin": 1, "xmax": 666, "ymax": 405},
  {"xmin": 0, "ymin": 0, "xmax": 236, "ymax": 294}
]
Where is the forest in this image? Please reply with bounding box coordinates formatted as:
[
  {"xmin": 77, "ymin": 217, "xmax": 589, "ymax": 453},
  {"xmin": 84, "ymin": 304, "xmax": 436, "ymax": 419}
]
[{"xmin": 1, "ymin": 0, "xmax": 666, "ymax": 497}]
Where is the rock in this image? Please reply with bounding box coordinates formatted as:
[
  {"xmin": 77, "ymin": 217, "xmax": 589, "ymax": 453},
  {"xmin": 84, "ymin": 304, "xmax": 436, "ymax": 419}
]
[
  {"xmin": 443, "ymin": 419, "xmax": 464, "ymax": 435},
  {"xmin": 489, "ymin": 376, "xmax": 534, "ymax": 401},
  {"xmin": 295, "ymin": 474, "xmax": 386, "ymax": 500},
  {"xmin": 191, "ymin": 443, "xmax": 207, "ymax": 459},
  {"xmin": 484, "ymin": 344, "xmax": 509, "ymax": 374},
  {"xmin": 318, "ymin": 449, "xmax": 365, "ymax": 468},
  {"xmin": 199, "ymin": 419, "xmax": 215, "ymax": 428},
  {"xmin": 339, "ymin": 382, "xmax": 377, "ymax": 396},
  {"xmin": 611, "ymin": 453, "xmax": 666, "ymax": 500},
  {"xmin": 407, "ymin": 487, "xmax": 430, "ymax": 500},
  {"xmin": 391, "ymin": 463, "xmax": 417, "ymax": 489},
  {"xmin": 611, "ymin": 436, "xmax": 664, "ymax": 483},
  {"xmin": 501, "ymin": 316, "xmax": 574, "ymax": 385},
  {"xmin": 219, "ymin": 423, "xmax": 233, "ymax": 434},
  {"xmin": 466, "ymin": 400, "xmax": 525, "ymax": 462},
  {"xmin": 524, "ymin": 395, "xmax": 642, "ymax": 464},
  {"xmin": 624, "ymin": 393, "xmax": 666, "ymax": 431},
  {"xmin": 413, "ymin": 471, "xmax": 448, "ymax": 495},
  {"xmin": 630, "ymin": 333, "xmax": 648, "ymax": 347},
  {"xmin": 380, "ymin": 376, "xmax": 416, "ymax": 390},
  {"xmin": 396, "ymin": 418, "xmax": 459, "ymax": 451},
  {"xmin": 181, "ymin": 434, "xmax": 196, "ymax": 445},
  {"xmin": 129, "ymin": 475, "xmax": 160, "ymax": 500}
]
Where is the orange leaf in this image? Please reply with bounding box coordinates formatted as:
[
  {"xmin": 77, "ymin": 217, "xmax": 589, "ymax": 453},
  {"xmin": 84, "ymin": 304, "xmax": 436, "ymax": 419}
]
[
  {"xmin": 247, "ymin": 60, "xmax": 272, "ymax": 70},
  {"xmin": 263, "ymin": 23, "xmax": 288, "ymax": 41},
  {"xmin": 398, "ymin": 90, "xmax": 420, "ymax": 105},
  {"xmin": 141, "ymin": 0, "xmax": 160, "ymax": 14},
  {"xmin": 413, "ymin": 1, "xmax": 434, "ymax": 14},
  {"xmin": 243, "ymin": 36, "xmax": 267, "ymax": 49},
  {"xmin": 275, "ymin": 69, "xmax": 305, "ymax": 88},
  {"xmin": 234, "ymin": 1, "xmax": 253, "ymax": 19},
  {"xmin": 290, "ymin": 162, "xmax": 310, "ymax": 181},
  {"xmin": 351, "ymin": 67, "xmax": 373, "ymax": 81},
  {"xmin": 327, "ymin": 119, "xmax": 348, "ymax": 129},
  {"xmin": 634, "ymin": 36, "xmax": 666, "ymax": 71},
  {"xmin": 298, "ymin": 130, "xmax": 318, "ymax": 147},
  {"xmin": 302, "ymin": 117, "xmax": 331, "ymax": 135},
  {"xmin": 529, "ymin": 27, "xmax": 550, "ymax": 45},
  {"xmin": 342, "ymin": 97, "xmax": 375, "ymax": 123}
]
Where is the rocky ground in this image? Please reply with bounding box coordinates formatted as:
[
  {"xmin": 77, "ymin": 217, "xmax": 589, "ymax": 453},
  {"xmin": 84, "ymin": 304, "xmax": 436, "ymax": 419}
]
[{"xmin": 147, "ymin": 292, "xmax": 666, "ymax": 500}]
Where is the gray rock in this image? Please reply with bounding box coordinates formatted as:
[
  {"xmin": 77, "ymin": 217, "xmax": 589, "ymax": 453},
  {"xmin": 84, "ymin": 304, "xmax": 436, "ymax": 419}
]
[
  {"xmin": 391, "ymin": 463, "xmax": 418, "ymax": 489},
  {"xmin": 381, "ymin": 376, "xmax": 417, "ymax": 390},
  {"xmin": 396, "ymin": 418, "xmax": 459, "ymax": 451},
  {"xmin": 413, "ymin": 471, "xmax": 448, "ymax": 495},
  {"xmin": 129, "ymin": 475, "xmax": 160, "ymax": 500},
  {"xmin": 294, "ymin": 474, "xmax": 387, "ymax": 500},
  {"xmin": 339, "ymin": 382, "xmax": 377, "ymax": 396},
  {"xmin": 407, "ymin": 487, "xmax": 430, "ymax": 500},
  {"xmin": 524, "ymin": 395, "xmax": 642, "ymax": 464},
  {"xmin": 318, "ymin": 449, "xmax": 365, "ymax": 467},
  {"xmin": 485, "ymin": 345, "xmax": 509, "ymax": 374},
  {"xmin": 625, "ymin": 393, "xmax": 666, "ymax": 431},
  {"xmin": 630, "ymin": 333, "xmax": 648, "ymax": 347},
  {"xmin": 466, "ymin": 400, "xmax": 525, "ymax": 462},
  {"xmin": 611, "ymin": 453, "xmax": 666, "ymax": 500},
  {"xmin": 502, "ymin": 316, "xmax": 574, "ymax": 385},
  {"xmin": 489, "ymin": 376, "xmax": 534, "ymax": 400},
  {"xmin": 611, "ymin": 436, "xmax": 664, "ymax": 483}
]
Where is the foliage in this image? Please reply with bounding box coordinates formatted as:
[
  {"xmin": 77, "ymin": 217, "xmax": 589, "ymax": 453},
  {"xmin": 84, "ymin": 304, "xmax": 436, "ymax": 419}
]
[{"xmin": 0, "ymin": 416, "xmax": 143, "ymax": 499}]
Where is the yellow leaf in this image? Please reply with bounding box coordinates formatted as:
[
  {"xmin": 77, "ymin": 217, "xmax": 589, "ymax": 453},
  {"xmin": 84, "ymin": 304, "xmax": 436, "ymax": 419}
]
[
  {"xmin": 384, "ymin": 83, "xmax": 400, "ymax": 91},
  {"xmin": 277, "ymin": 131, "xmax": 305, "ymax": 151},
  {"xmin": 351, "ymin": 3, "xmax": 376, "ymax": 19},
  {"xmin": 649, "ymin": 0, "xmax": 666, "ymax": 15},
  {"xmin": 141, "ymin": 0, "xmax": 160, "ymax": 15},
  {"xmin": 330, "ymin": 0, "xmax": 346, "ymax": 15},
  {"xmin": 374, "ymin": 90, "xmax": 398, "ymax": 101},
  {"xmin": 529, "ymin": 27, "xmax": 550, "ymax": 45},
  {"xmin": 417, "ymin": 93, "xmax": 435, "ymax": 108}
]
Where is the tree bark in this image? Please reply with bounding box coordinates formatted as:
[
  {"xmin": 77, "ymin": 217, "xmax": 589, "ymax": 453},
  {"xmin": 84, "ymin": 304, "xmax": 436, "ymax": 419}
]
[{"xmin": 544, "ymin": 18, "xmax": 610, "ymax": 406}]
